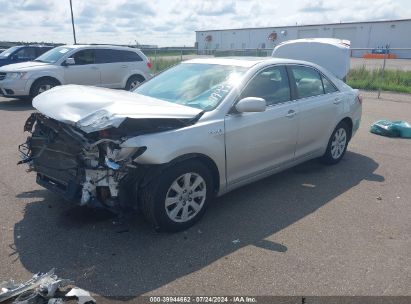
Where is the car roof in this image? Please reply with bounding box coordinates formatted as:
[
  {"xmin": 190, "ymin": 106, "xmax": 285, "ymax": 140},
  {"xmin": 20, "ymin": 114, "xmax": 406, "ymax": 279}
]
[
  {"xmin": 62, "ymin": 44, "xmax": 141, "ymax": 51},
  {"xmin": 183, "ymin": 57, "xmax": 318, "ymax": 68}
]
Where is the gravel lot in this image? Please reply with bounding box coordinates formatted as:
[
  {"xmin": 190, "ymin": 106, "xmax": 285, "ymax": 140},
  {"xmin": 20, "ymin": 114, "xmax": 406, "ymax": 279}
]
[{"xmin": 0, "ymin": 91, "xmax": 410, "ymax": 301}]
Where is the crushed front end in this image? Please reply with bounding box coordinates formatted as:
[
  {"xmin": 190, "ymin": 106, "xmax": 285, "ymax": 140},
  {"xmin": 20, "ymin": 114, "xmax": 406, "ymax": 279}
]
[{"xmin": 18, "ymin": 113, "xmax": 142, "ymax": 211}]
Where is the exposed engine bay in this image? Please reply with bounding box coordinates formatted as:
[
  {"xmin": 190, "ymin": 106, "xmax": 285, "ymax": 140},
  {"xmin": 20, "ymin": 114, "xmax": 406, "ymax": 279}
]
[{"xmin": 18, "ymin": 112, "xmax": 196, "ymax": 211}]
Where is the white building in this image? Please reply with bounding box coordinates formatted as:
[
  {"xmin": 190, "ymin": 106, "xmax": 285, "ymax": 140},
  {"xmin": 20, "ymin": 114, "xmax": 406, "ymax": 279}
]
[{"xmin": 195, "ymin": 19, "xmax": 411, "ymax": 58}]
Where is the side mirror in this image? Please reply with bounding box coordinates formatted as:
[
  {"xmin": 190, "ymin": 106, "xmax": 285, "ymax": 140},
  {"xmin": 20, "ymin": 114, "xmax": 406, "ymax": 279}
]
[
  {"xmin": 235, "ymin": 97, "xmax": 266, "ymax": 113},
  {"xmin": 10, "ymin": 54, "xmax": 17, "ymax": 61},
  {"xmin": 63, "ymin": 57, "xmax": 75, "ymax": 66}
]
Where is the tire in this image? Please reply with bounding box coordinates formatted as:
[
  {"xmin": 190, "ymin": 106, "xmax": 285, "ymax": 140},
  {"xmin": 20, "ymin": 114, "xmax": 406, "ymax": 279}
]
[
  {"xmin": 125, "ymin": 75, "xmax": 144, "ymax": 91},
  {"xmin": 31, "ymin": 78, "xmax": 59, "ymax": 97},
  {"xmin": 321, "ymin": 121, "xmax": 350, "ymax": 165},
  {"xmin": 140, "ymin": 160, "xmax": 213, "ymax": 232}
]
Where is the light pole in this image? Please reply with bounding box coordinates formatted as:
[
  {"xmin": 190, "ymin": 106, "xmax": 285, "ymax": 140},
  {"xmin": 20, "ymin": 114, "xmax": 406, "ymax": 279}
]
[{"xmin": 69, "ymin": 0, "xmax": 77, "ymax": 44}]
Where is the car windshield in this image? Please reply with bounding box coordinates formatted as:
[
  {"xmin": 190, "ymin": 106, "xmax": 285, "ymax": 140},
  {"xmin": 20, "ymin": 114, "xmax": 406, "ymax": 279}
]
[
  {"xmin": 0, "ymin": 46, "xmax": 20, "ymax": 58},
  {"xmin": 34, "ymin": 46, "xmax": 73, "ymax": 63},
  {"xmin": 134, "ymin": 63, "xmax": 248, "ymax": 111}
]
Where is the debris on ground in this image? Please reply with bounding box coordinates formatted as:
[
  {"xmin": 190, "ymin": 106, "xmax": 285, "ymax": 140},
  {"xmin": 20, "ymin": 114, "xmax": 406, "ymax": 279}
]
[
  {"xmin": 232, "ymin": 239, "xmax": 240, "ymax": 244},
  {"xmin": 370, "ymin": 120, "xmax": 411, "ymax": 138},
  {"xmin": 0, "ymin": 269, "xmax": 95, "ymax": 304}
]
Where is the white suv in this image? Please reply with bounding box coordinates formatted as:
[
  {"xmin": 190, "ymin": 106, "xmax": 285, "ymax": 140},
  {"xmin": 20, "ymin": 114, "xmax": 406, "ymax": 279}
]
[{"xmin": 0, "ymin": 45, "xmax": 152, "ymax": 98}]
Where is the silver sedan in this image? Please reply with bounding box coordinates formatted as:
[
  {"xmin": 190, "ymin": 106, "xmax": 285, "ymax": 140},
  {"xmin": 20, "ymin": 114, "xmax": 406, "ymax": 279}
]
[{"xmin": 20, "ymin": 57, "xmax": 362, "ymax": 232}]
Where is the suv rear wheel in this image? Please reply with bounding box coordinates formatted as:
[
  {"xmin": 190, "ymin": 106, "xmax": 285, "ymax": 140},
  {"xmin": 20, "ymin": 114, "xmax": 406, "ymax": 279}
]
[
  {"xmin": 125, "ymin": 75, "xmax": 145, "ymax": 91},
  {"xmin": 140, "ymin": 160, "xmax": 213, "ymax": 232}
]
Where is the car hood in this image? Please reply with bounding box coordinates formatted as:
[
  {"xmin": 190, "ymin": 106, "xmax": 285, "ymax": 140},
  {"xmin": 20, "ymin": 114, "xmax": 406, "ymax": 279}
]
[
  {"xmin": 0, "ymin": 61, "xmax": 50, "ymax": 72},
  {"xmin": 33, "ymin": 85, "xmax": 203, "ymax": 133}
]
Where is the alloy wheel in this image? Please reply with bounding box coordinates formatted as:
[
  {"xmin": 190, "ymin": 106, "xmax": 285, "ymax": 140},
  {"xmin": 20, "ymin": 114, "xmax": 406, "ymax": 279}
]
[{"xmin": 165, "ymin": 172, "xmax": 206, "ymax": 223}]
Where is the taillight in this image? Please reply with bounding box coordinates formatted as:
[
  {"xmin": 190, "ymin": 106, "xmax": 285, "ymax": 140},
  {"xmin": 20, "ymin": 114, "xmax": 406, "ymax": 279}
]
[{"xmin": 147, "ymin": 60, "xmax": 152, "ymax": 69}]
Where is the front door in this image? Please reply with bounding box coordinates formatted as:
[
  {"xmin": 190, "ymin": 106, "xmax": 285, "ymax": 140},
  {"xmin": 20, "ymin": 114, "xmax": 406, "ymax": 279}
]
[
  {"xmin": 224, "ymin": 65, "xmax": 299, "ymax": 186},
  {"xmin": 63, "ymin": 49, "xmax": 101, "ymax": 86}
]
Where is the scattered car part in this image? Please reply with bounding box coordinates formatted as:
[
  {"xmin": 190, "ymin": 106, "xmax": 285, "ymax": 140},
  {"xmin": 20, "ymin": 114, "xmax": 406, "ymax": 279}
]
[
  {"xmin": 0, "ymin": 269, "xmax": 73, "ymax": 304},
  {"xmin": 12, "ymin": 290, "xmax": 41, "ymax": 304},
  {"xmin": 65, "ymin": 288, "xmax": 96, "ymax": 304},
  {"xmin": 370, "ymin": 120, "xmax": 411, "ymax": 138}
]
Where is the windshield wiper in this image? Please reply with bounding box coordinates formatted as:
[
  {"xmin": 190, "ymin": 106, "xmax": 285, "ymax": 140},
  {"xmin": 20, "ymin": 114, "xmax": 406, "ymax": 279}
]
[{"xmin": 33, "ymin": 59, "xmax": 46, "ymax": 63}]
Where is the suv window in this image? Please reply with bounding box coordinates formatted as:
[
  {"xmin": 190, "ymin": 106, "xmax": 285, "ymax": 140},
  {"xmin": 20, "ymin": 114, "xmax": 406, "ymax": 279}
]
[
  {"xmin": 291, "ymin": 66, "xmax": 324, "ymax": 98},
  {"xmin": 322, "ymin": 75, "xmax": 338, "ymax": 94},
  {"xmin": 95, "ymin": 49, "xmax": 143, "ymax": 63},
  {"xmin": 35, "ymin": 47, "xmax": 53, "ymax": 57},
  {"xmin": 241, "ymin": 66, "xmax": 291, "ymax": 106},
  {"xmin": 73, "ymin": 49, "xmax": 95, "ymax": 65},
  {"xmin": 118, "ymin": 50, "xmax": 142, "ymax": 62},
  {"xmin": 14, "ymin": 47, "xmax": 37, "ymax": 60}
]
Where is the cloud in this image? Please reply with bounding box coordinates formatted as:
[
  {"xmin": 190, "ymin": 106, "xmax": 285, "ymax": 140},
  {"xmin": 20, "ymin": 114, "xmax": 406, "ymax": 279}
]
[
  {"xmin": 15, "ymin": 0, "xmax": 54, "ymax": 11},
  {"xmin": 300, "ymin": 0, "xmax": 335, "ymax": 13}
]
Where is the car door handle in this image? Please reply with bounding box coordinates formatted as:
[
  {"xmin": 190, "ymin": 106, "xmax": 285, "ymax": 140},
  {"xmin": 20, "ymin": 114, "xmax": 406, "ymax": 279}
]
[
  {"xmin": 90, "ymin": 66, "xmax": 99, "ymax": 70},
  {"xmin": 285, "ymin": 110, "xmax": 297, "ymax": 118},
  {"xmin": 333, "ymin": 98, "xmax": 342, "ymax": 104},
  {"xmin": 121, "ymin": 65, "xmax": 127, "ymax": 68}
]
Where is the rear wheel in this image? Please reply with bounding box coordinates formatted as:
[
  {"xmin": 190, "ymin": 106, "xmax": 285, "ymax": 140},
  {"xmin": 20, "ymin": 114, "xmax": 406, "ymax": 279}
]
[
  {"xmin": 31, "ymin": 78, "xmax": 59, "ymax": 97},
  {"xmin": 140, "ymin": 160, "xmax": 213, "ymax": 232},
  {"xmin": 125, "ymin": 75, "xmax": 144, "ymax": 91},
  {"xmin": 321, "ymin": 121, "xmax": 350, "ymax": 165}
]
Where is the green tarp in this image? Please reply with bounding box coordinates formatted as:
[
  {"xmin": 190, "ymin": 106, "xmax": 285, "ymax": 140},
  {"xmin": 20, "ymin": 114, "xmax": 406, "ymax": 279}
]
[{"xmin": 370, "ymin": 120, "xmax": 411, "ymax": 138}]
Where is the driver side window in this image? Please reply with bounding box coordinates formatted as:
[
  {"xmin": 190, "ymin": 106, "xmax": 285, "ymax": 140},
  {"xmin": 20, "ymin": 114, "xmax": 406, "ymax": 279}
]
[
  {"xmin": 72, "ymin": 49, "xmax": 95, "ymax": 65},
  {"xmin": 240, "ymin": 66, "xmax": 291, "ymax": 106}
]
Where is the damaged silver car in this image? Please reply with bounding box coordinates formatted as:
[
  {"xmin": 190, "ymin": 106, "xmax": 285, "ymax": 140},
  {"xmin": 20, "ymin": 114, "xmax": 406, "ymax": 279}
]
[{"xmin": 18, "ymin": 57, "xmax": 362, "ymax": 231}]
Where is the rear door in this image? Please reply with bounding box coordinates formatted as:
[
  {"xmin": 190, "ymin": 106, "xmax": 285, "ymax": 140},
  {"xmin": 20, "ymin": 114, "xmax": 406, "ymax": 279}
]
[
  {"xmin": 225, "ymin": 65, "xmax": 299, "ymax": 185},
  {"xmin": 63, "ymin": 49, "xmax": 101, "ymax": 86},
  {"xmin": 288, "ymin": 65, "xmax": 342, "ymax": 159}
]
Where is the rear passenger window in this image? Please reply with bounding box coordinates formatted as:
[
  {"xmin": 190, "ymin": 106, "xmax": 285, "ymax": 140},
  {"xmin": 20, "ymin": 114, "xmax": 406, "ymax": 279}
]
[
  {"xmin": 94, "ymin": 49, "xmax": 142, "ymax": 63},
  {"xmin": 291, "ymin": 66, "xmax": 324, "ymax": 98},
  {"xmin": 73, "ymin": 49, "xmax": 95, "ymax": 65},
  {"xmin": 322, "ymin": 76, "xmax": 338, "ymax": 94},
  {"xmin": 241, "ymin": 66, "xmax": 291, "ymax": 106},
  {"xmin": 118, "ymin": 50, "xmax": 142, "ymax": 62}
]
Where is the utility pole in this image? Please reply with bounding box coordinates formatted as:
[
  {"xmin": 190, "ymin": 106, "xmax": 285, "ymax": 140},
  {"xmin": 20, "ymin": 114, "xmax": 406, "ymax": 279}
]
[{"xmin": 69, "ymin": 0, "xmax": 77, "ymax": 44}]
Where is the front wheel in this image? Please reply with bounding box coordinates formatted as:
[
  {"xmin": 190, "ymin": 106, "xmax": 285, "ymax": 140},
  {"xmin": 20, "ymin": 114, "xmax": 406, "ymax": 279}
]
[
  {"xmin": 140, "ymin": 160, "xmax": 213, "ymax": 232},
  {"xmin": 321, "ymin": 121, "xmax": 350, "ymax": 165},
  {"xmin": 31, "ymin": 79, "xmax": 59, "ymax": 97}
]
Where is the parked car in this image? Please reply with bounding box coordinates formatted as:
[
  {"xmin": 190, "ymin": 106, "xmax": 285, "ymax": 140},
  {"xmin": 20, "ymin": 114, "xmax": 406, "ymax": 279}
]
[
  {"xmin": 0, "ymin": 45, "xmax": 54, "ymax": 67},
  {"xmin": 0, "ymin": 45, "xmax": 152, "ymax": 98},
  {"xmin": 18, "ymin": 57, "xmax": 362, "ymax": 232}
]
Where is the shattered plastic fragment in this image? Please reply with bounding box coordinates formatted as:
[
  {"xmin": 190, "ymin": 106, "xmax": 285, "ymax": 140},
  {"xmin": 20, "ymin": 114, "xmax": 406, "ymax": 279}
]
[
  {"xmin": 0, "ymin": 269, "xmax": 72, "ymax": 303},
  {"xmin": 65, "ymin": 287, "xmax": 96, "ymax": 304}
]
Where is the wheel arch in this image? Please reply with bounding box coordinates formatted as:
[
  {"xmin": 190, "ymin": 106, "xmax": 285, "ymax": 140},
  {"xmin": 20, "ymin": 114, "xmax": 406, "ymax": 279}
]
[
  {"xmin": 141, "ymin": 153, "xmax": 221, "ymax": 194},
  {"xmin": 339, "ymin": 117, "xmax": 353, "ymax": 141},
  {"xmin": 124, "ymin": 73, "xmax": 146, "ymax": 89},
  {"xmin": 29, "ymin": 76, "xmax": 61, "ymax": 97}
]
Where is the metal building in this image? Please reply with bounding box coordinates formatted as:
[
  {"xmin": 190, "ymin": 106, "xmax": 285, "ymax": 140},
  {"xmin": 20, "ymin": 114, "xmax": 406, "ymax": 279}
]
[{"xmin": 195, "ymin": 19, "xmax": 411, "ymax": 58}]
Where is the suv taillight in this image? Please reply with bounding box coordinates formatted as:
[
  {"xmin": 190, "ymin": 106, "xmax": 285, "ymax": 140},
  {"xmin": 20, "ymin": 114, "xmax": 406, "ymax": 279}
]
[{"xmin": 147, "ymin": 60, "xmax": 152, "ymax": 69}]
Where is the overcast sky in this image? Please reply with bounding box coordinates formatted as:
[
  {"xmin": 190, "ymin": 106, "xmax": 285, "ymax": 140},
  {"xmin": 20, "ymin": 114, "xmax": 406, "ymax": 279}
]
[{"xmin": 0, "ymin": 0, "xmax": 410, "ymax": 46}]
